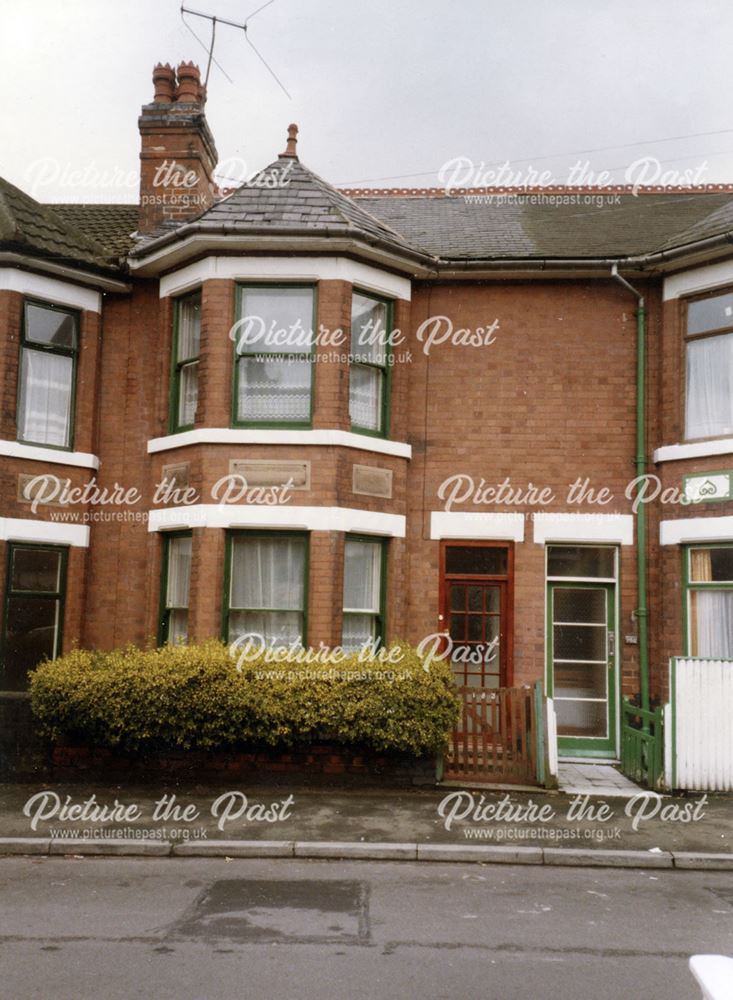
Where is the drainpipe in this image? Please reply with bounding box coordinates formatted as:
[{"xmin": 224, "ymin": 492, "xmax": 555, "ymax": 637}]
[{"xmin": 611, "ymin": 264, "xmax": 650, "ymax": 715}]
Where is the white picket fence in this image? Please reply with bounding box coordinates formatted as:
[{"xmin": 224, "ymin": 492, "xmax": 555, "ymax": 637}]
[{"xmin": 666, "ymin": 657, "xmax": 733, "ymax": 792}]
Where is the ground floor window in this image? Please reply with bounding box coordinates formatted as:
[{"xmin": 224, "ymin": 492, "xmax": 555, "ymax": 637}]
[
  {"xmin": 686, "ymin": 545, "xmax": 733, "ymax": 658},
  {"xmin": 159, "ymin": 532, "xmax": 192, "ymax": 644},
  {"xmin": 225, "ymin": 533, "xmax": 308, "ymax": 648},
  {"xmin": 342, "ymin": 536, "xmax": 386, "ymax": 652},
  {"xmin": 1, "ymin": 543, "xmax": 67, "ymax": 691}
]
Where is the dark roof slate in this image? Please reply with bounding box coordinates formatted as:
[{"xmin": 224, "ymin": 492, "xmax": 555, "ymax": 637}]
[
  {"xmin": 182, "ymin": 157, "xmax": 424, "ymax": 258},
  {"xmin": 21, "ymin": 167, "xmax": 733, "ymax": 266},
  {"xmin": 352, "ymin": 191, "xmax": 733, "ymax": 260}
]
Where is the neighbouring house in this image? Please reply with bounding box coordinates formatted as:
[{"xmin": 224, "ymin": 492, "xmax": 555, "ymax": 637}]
[{"xmin": 3, "ymin": 60, "xmax": 733, "ymax": 774}]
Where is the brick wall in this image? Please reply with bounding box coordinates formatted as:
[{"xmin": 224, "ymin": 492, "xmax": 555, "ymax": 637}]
[
  {"xmin": 49, "ymin": 741, "xmax": 437, "ymax": 787},
  {"xmin": 0, "ymin": 290, "xmax": 22, "ymax": 441},
  {"xmin": 650, "ymin": 289, "xmax": 733, "ymax": 699},
  {"xmin": 1, "ymin": 259, "xmax": 715, "ymax": 718},
  {"xmin": 82, "ymin": 281, "xmax": 163, "ymax": 649},
  {"xmin": 401, "ymin": 278, "xmax": 657, "ymax": 696}
]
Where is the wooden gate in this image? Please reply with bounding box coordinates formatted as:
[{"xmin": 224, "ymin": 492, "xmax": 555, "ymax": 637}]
[{"xmin": 445, "ymin": 685, "xmax": 539, "ymax": 785}]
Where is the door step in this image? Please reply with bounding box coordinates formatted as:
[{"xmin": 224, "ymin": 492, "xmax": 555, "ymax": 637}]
[{"xmin": 558, "ymin": 756, "xmax": 620, "ymax": 764}]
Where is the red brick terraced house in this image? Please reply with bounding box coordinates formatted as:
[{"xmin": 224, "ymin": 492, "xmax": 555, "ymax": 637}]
[{"xmin": 3, "ymin": 61, "xmax": 733, "ymax": 775}]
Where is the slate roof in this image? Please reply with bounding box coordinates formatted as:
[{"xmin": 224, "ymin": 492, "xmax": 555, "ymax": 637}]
[
  {"xmin": 129, "ymin": 156, "xmax": 431, "ymax": 261},
  {"xmin": 6, "ymin": 157, "xmax": 733, "ymax": 268},
  {"xmin": 0, "ymin": 177, "xmax": 119, "ymax": 273},
  {"xmin": 352, "ymin": 191, "xmax": 733, "ymax": 260},
  {"xmin": 127, "ymin": 155, "xmax": 733, "ymax": 263},
  {"xmin": 656, "ymin": 195, "xmax": 733, "ymax": 252}
]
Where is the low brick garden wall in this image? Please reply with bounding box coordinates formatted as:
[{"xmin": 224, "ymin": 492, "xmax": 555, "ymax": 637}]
[
  {"xmin": 47, "ymin": 741, "xmax": 439, "ymax": 787},
  {"xmin": 0, "ymin": 696, "xmax": 49, "ymax": 779}
]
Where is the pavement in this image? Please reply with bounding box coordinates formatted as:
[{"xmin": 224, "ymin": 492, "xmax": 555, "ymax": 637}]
[{"xmin": 1, "ymin": 776, "xmax": 732, "ymax": 869}]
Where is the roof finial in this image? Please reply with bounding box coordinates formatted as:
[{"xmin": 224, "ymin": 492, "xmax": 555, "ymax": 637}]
[{"xmin": 281, "ymin": 123, "xmax": 298, "ymax": 158}]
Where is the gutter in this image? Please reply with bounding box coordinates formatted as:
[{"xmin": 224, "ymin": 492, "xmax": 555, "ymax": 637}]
[
  {"xmin": 128, "ymin": 232, "xmax": 438, "ymax": 280},
  {"xmin": 438, "ymin": 230, "xmax": 733, "ymax": 277},
  {"xmin": 128, "ymin": 216, "xmax": 733, "ymax": 281},
  {"xmin": 611, "ymin": 263, "xmax": 650, "ymax": 717},
  {"xmin": 0, "ymin": 251, "xmax": 131, "ymax": 294},
  {"xmin": 128, "ymin": 222, "xmax": 437, "ymax": 269}
]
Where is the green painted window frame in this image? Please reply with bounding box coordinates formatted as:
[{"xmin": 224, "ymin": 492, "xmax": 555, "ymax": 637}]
[
  {"xmin": 349, "ymin": 289, "xmax": 393, "ymax": 439},
  {"xmin": 0, "ymin": 542, "xmax": 68, "ymax": 692},
  {"xmin": 17, "ymin": 298, "xmax": 79, "ymax": 451},
  {"xmin": 341, "ymin": 534, "xmax": 388, "ymax": 652},
  {"xmin": 683, "ymin": 286, "xmax": 733, "ymax": 442},
  {"xmin": 222, "ymin": 530, "xmax": 310, "ymax": 647},
  {"xmin": 169, "ymin": 290, "xmax": 201, "ymax": 433},
  {"xmin": 231, "ymin": 283, "xmax": 317, "ymax": 429},
  {"xmin": 158, "ymin": 530, "xmax": 193, "ymax": 645},
  {"xmin": 682, "ymin": 543, "xmax": 733, "ymax": 656}
]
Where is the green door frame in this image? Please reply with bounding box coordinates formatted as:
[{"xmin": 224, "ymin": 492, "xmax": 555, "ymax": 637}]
[{"xmin": 546, "ymin": 581, "xmax": 617, "ymax": 758}]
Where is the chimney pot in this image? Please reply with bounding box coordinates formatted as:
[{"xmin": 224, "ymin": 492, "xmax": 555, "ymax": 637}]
[
  {"xmin": 281, "ymin": 123, "xmax": 299, "ymax": 158},
  {"xmin": 176, "ymin": 62, "xmax": 203, "ymax": 104},
  {"xmin": 152, "ymin": 63, "xmax": 176, "ymax": 104}
]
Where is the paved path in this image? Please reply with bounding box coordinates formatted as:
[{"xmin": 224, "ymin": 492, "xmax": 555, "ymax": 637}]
[{"xmin": 558, "ymin": 762, "xmax": 643, "ymax": 797}]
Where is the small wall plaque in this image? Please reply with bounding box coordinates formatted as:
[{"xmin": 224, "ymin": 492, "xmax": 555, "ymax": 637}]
[
  {"xmin": 683, "ymin": 471, "xmax": 733, "ymax": 504},
  {"xmin": 352, "ymin": 464, "xmax": 393, "ymax": 499}
]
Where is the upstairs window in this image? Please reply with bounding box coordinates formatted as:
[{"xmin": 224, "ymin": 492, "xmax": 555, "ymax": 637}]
[
  {"xmin": 234, "ymin": 285, "xmax": 315, "ymax": 426},
  {"xmin": 685, "ymin": 290, "xmax": 733, "ymax": 440},
  {"xmin": 170, "ymin": 291, "xmax": 201, "ymax": 431},
  {"xmin": 17, "ymin": 300, "xmax": 78, "ymax": 448},
  {"xmin": 349, "ymin": 291, "xmax": 392, "ymax": 436}
]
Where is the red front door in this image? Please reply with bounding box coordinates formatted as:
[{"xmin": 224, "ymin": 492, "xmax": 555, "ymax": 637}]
[{"xmin": 440, "ymin": 542, "xmax": 513, "ymax": 689}]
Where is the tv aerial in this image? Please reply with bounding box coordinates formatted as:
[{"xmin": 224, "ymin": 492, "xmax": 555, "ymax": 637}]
[{"xmin": 180, "ymin": 1, "xmax": 292, "ymax": 99}]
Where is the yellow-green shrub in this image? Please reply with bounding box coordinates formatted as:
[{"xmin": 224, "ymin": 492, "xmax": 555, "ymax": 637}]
[{"xmin": 29, "ymin": 640, "xmax": 460, "ymax": 755}]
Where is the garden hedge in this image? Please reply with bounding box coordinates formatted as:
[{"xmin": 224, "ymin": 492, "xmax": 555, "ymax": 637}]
[{"xmin": 29, "ymin": 640, "xmax": 460, "ymax": 755}]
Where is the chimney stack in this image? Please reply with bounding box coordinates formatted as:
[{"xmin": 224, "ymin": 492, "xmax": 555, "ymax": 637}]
[{"xmin": 137, "ymin": 62, "xmax": 218, "ymax": 235}]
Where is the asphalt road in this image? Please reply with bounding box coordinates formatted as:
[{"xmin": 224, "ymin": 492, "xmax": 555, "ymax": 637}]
[{"xmin": 0, "ymin": 857, "xmax": 730, "ymax": 1000}]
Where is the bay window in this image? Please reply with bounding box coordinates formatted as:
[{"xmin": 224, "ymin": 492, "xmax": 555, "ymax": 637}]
[
  {"xmin": 349, "ymin": 291, "xmax": 391, "ymax": 435},
  {"xmin": 17, "ymin": 300, "xmax": 78, "ymax": 448},
  {"xmin": 226, "ymin": 533, "xmax": 307, "ymax": 648},
  {"xmin": 685, "ymin": 289, "xmax": 733, "ymax": 440},
  {"xmin": 342, "ymin": 536, "xmax": 386, "ymax": 652},
  {"xmin": 1, "ymin": 544, "xmax": 67, "ymax": 691},
  {"xmin": 170, "ymin": 291, "xmax": 201, "ymax": 431},
  {"xmin": 686, "ymin": 545, "xmax": 733, "ymax": 658},
  {"xmin": 159, "ymin": 532, "xmax": 192, "ymax": 644},
  {"xmin": 234, "ymin": 285, "xmax": 315, "ymax": 426}
]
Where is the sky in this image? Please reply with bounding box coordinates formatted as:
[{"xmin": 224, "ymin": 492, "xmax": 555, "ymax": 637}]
[{"xmin": 1, "ymin": 0, "xmax": 732, "ymax": 203}]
